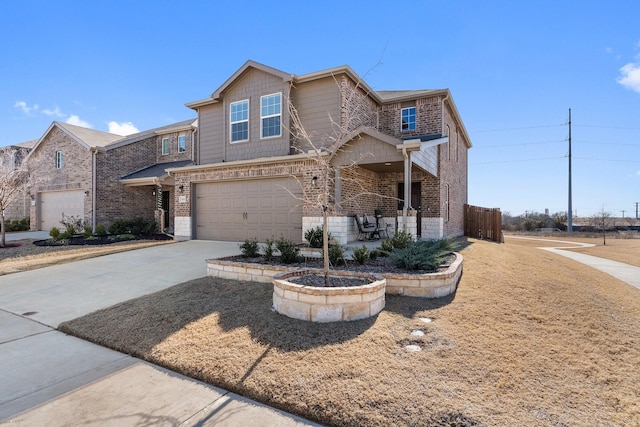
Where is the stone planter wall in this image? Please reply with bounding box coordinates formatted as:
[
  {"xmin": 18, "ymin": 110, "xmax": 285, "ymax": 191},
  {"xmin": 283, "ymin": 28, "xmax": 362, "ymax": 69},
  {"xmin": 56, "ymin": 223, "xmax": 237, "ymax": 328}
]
[
  {"xmin": 206, "ymin": 252, "xmax": 463, "ymax": 299},
  {"xmin": 384, "ymin": 252, "xmax": 463, "ymax": 297},
  {"xmin": 272, "ymin": 270, "xmax": 386, "ymax": 323}
]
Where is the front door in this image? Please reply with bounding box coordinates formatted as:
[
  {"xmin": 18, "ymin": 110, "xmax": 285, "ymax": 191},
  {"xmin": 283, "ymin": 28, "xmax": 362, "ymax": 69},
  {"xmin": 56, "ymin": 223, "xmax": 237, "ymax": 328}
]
[
  {"xmin": 397, "ymin": 182, "xmax": 422, "ymax": 237},
  {"xmin": 162, "ymin": 190, "xmax": 170, "ymax": 229}
]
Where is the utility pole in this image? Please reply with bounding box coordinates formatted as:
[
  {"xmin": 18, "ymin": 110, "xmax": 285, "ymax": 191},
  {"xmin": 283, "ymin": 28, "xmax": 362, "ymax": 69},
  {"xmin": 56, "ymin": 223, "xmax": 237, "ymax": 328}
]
[
  {"xmin": 636, "ymin": 202, "xmax": 639, "ymax": 219},
  {"xmin": 621, "ymin": 210, "xmax": 626, "ymax": 218},
  {"xmin": 567, "ymin": 108, "xmax": 573, "ymax": 232}
]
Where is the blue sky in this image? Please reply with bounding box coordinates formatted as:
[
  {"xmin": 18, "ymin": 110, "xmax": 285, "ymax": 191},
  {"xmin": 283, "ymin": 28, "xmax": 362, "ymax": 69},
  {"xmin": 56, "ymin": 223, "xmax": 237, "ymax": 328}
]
[{"xmin": 2, "ymin": 1, "xmax": 639, "ymax": 218}]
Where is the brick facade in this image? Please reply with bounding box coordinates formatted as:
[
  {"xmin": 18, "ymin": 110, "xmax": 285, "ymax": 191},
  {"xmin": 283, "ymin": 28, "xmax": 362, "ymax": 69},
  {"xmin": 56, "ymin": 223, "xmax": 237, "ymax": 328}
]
[
  {"xmin": 27, "ymin": 123, "xmax": 195, "ymax": 232},
  {"xmin": 174, "ymin": 61, "xmax": 471, "ymax": 241},
  {"xmin": 28, "ymin": 127, "xmax": 93, "ymax": 229}
]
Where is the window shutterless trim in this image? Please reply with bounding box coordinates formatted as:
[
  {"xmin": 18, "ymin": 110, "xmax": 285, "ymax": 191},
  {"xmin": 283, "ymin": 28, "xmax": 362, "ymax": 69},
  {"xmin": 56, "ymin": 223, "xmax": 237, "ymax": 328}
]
[
  {"xmin": 230, "ymin": 99, "xmax": 249, "ymax": 143},
  {"xmin": 260, "ymin": 93, "xmax": 282, "ymax": 139},
  {"xmin": 161, "ymin": 137, "xmax": 170, "ymax": 155},
  {"xmin": 401, "ymin": 107, "xmax": 416, "ymax": 131},
  {"xmin": 178, "ymin": 134, "xmax": 187, "ymax": 152},
  {"xmin": 55, "ymin": 151, "xmax": 63, "ymax": 169}
]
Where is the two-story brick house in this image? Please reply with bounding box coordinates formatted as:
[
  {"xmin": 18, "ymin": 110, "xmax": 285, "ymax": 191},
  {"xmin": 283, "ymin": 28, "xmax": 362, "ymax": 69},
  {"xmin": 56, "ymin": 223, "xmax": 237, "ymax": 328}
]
[
  {"xmin": 26, "ymin": 119, "xmax": 196, "ymax": 232},
  {"xmin": 169, "ymin": 60, "xmax": 472, "ymax": 244}
]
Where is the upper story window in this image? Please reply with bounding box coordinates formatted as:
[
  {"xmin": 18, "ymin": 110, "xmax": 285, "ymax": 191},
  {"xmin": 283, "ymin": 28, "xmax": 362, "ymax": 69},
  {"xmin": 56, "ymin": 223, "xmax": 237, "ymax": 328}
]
[
  {"xmin": 178, "ymin": 134, "xmax": 187, "ymax": 153},
  {"xmin": 162, "ymin": 137, "xmax": 170, "ymax": 155},
  {"xmin": 260, "ymin": 93, "xmax": 281, "ymax": 139},
  {"xmin": 55, "ymin": 151, "xmax": 63, "ymax": 169},
  {"xmin": 401, "ymin": 107, "xmax": 416, "ymax": 131},
  {"xmin": 230, "ymin": 99, "xmax": 249, "ymax": 142}
]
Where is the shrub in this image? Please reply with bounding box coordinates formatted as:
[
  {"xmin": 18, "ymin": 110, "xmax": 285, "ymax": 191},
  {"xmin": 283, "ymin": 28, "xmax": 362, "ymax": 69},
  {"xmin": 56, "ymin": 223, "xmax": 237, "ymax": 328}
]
[
  {"xmin": 262, "ymin": 238, "xmax": 275, "ymax": 261},
  {"xmin": 352, "ymin": 244, "xmax": 369, "ymax": 265},
  {"xmin": 95, "ymin": 224, "xmax": 107, "ymax": 237},
  {"xmin": 304, "ymin": 226, "xmax": 333, "ymax": 248},
  {"xmin": 276, "ymin": 236, "xmax": 302, "ymax": 264},
  {"xmin": 239, "ymin": 238, "xmax": 260, "ymax": 258},
  {"xmin": 389, "ymin": 238, "xmax": 456, "ymax": 272},
  {"xmin": 82, "ymin": 225, "xmax": 93, "ymax": 239},
  {"xmin": 108, "ymin": 218, "xmax": 155, "ymax": 236},
  {"xmin": 60, "ymin": 224, "xmax": 76, "ymax": 239},
  {"xmin": 6, "ymin": 218, "xmax": 29, "ymax": 232},
  {"xmin": 327, "ymin": 243, "xmax": 346, "ymax": 266},
  {"xmin": 369, "ymin": 249, "xmax": 380, "ymax": 260},
  {"xmin": 389, "ymin": 230, "xmax": 413, "ymax": 249},
  {"xmin": 60, "ymin": 214, "xmax": 85, "ymax": 234},
  {"xmin": 49, "ymin": 227, "xmax": 60, "ymax": 239},
  {"xmin": 379, "ymin": 238, "xmax": 394, "ymax": 255},
  {"xmin": 117, "ymin": 233, "xmax": 136, "ymax": 241}
]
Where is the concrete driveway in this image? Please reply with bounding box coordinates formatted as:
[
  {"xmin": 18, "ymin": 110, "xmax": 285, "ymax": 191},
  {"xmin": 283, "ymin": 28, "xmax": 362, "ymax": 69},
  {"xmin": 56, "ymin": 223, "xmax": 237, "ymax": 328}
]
[{"xmin": 0, "ymin": 240, "xmax": 320, "ymax": 426}]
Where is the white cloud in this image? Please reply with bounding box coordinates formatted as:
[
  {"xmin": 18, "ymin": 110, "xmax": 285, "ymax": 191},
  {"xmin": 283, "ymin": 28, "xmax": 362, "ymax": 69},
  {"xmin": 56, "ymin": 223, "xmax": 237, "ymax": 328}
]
[
  {"xmin": 66, "ymin": 115, "xmax": 92, "ymax": 128},
  {"xmin": 107, "ymin": 121, "xmax": 139, "ymax": 136},
  {"xmin": 42, "ymin": 106, "xmax": 65, "ymax": 117},
  {"xmin": 618, "ymin": 62, "xmax": 640, "ymax": 93},
  {"xmin": 14, "ymin": 101, "xmax": 39, "ymax": 115}
]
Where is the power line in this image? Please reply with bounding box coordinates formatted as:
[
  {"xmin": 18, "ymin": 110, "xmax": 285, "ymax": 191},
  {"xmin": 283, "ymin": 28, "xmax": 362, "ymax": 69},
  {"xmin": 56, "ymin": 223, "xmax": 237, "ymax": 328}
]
[
  {"xmin": 573, "ymin": 156, "xmax": 640, "ymax": 163},
  {"xmin": 470, "ymin": 124, "xmax": 565, "ymax": 133},
  {"xmin": 476, "ymin": 139, "xmax": 565, "ymax": 148},
  {"xmin": 574, "ymin": 140, "xmax": 640, "ymax": 147},
  {"xmin": 573, "ymin": 124, "xmax": 640, "ymax": 131},
  {"xmin": 472, "ymin": 156, "xmax": 565, "ymax": 165}
]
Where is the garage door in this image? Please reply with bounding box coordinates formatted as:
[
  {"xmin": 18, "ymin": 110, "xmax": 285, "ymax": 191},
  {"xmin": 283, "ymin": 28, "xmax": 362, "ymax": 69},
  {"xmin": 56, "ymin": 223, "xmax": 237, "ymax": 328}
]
[
  {"xmin": 194, "ymin": 178, "xmax": 303, "ymax": 242},
  {"xmin": 39, "ymin": 190, "xmax": 85, "ymax": 231}
]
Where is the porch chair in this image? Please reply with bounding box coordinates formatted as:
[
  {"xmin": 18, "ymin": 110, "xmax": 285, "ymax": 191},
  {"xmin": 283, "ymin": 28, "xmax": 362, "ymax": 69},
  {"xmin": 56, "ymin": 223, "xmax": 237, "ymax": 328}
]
[{"xmin": 353, "ymin": 214, "xmax": 380, "ymax": 241}]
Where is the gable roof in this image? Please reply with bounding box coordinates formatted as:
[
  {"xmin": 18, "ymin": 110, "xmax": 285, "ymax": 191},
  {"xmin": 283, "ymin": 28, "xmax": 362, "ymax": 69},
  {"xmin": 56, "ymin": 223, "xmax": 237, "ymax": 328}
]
[
  {"xmin": 101, "ymin": 118, "xmax": 197, "ymax": 151},
  {"xmin": 26, "ymin": 121, "xmax": 122, "ymax": 160},
  {"xmin": 186, "ymin": 60, "xmax": 293, "ymax": 108}
]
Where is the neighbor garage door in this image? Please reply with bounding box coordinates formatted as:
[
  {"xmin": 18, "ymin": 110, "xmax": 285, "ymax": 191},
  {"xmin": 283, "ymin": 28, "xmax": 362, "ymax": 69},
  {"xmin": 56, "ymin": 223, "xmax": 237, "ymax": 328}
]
[
  {"xmin": 194, "ymin": 178, "xmax": 303, "ymax": 242},
  {"xmin": 39, "ymin": 190, "xmax": 85, "ymax": 231}
]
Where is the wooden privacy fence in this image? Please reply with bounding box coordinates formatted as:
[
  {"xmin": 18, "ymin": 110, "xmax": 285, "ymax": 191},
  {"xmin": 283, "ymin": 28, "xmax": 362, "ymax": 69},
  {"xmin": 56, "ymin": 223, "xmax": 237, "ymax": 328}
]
[{"xmin": 464, "ymin": 204, "xmax": 503, "ymax": 243}]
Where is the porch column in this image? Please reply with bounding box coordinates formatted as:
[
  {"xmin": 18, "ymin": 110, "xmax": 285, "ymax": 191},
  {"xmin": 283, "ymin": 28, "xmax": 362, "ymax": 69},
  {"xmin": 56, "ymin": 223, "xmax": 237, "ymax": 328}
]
[{"xmin": 402, "ymin": 148, "xmax": 412, "ymax": 233}]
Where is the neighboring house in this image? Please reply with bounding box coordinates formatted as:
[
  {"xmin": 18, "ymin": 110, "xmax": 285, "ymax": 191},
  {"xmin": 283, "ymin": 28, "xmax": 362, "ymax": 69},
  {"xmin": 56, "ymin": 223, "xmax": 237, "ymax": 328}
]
[
  {"xmin": 169, "ymin": 60, "xmax": 472, "ymax": 244},
  {"xmin": 25, "ymin": 119, "xmax": 196, "ymax": 232},
  {"xmin": 0, "ymin": 140, "xmax": 36, "ymax": 221}
]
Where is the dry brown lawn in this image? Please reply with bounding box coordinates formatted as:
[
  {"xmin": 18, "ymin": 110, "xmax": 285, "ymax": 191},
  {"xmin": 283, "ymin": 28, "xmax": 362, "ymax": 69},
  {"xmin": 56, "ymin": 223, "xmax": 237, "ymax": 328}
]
[
  {"xmin": 0, "ymin": 239, "xmax": 173, "ymax": 275},
  {"xmin": 59, "ymin": 238, "xmax": 640, "ymax": 426}
]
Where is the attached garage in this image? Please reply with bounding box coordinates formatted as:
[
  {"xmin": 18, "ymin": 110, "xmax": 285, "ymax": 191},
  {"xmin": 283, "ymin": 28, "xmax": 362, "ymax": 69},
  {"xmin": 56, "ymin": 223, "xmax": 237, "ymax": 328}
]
[
  {"xmin": 194, "ymin": 178, "xmax": 303, "ymax": 242},
  {"xmin": 39, "ymin": 190, "xmax": 85, "ymax": 231}
]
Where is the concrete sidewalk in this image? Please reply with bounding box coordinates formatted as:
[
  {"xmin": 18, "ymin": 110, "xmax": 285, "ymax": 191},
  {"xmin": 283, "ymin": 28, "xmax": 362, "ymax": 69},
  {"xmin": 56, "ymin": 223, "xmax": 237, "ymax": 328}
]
[
  {"xmin": 506, "ymin": 236, "xmax": 640, "ymax": 290},
  {"xmin": 0, "ymin": 240, "xmax": 321, "ymax": 426}
]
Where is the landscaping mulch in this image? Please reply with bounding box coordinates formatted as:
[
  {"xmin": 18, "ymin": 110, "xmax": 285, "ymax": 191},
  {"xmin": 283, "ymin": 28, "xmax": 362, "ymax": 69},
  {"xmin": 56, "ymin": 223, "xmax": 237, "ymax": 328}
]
[{"xmin": 59, "ymin": 237, "xmax": 640, "ymax": 426}]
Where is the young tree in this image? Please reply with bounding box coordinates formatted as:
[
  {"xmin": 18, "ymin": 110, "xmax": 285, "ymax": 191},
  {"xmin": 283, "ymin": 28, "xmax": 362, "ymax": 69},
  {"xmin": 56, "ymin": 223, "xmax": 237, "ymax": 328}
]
[
  {"xmin": 591, "ymin": 206, "xmax": 614, "ymax": 245},
  {"xmin": 0, "ymin": 147, "xmax": 33, "ymax": 246},
  {"xmin": 285, "ymin": 73, "xmax": 394, "ymax": 285}
]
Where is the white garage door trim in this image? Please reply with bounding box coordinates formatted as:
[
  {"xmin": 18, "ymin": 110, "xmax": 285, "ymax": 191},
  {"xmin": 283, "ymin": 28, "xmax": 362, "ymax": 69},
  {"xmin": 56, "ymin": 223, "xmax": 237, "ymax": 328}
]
[
  {"xmin": 194, "ymin": 178, "xmax": 303, "ymax": 242},
  {"xmin": 39, "ymin": 190, "xmax": 85, "ymax": 231}
]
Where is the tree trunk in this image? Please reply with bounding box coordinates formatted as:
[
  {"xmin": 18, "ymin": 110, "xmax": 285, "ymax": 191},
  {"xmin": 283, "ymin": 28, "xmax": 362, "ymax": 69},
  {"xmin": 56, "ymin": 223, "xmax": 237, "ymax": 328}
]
[
  {"xmin": 1, "ymin": 210, "xmax": 5, "ymax": 248},
  {"xmin": 323, "ymin": 209, "xmax": 330, "ymax": 286}
]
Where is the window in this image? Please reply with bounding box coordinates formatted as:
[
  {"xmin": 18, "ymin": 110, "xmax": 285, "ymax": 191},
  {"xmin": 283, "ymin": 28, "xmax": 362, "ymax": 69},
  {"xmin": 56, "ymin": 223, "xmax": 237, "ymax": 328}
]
[
  {"xmin": 401, "ymin": 107, "xmax": 416, "ymax": 131},
  {"xmin": 261, "ymin": 93, "xmax": 281, "ymax": 138},
  {"xmin": 55, "ymin": 151, "xmax": 63, "ymax": 169},
  {"xmin": 178, "ymin": 134, "xmax": 187, "ymax": 153},
  {"xmin": 162, "ymin": 137, "xmax": 170, "ymax": 155},
  {"xmin": 445, "ymin": 184, "xmax": 450, "ymax": 222},
  {"xmin": 230, "ymin": 100, "xmax": 249, "ymax": 142}
]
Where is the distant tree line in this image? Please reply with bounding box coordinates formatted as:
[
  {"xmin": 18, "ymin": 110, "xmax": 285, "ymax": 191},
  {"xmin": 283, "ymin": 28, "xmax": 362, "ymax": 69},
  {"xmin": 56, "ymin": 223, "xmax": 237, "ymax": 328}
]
[{"xmin": 502, "ymin": 211, "xmax": 567, "ymax": 232}]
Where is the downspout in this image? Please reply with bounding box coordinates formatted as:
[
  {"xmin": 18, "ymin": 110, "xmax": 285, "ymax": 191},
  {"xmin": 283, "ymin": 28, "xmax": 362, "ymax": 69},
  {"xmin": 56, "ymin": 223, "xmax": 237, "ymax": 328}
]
[{"xmin": 91, "ymin": 148, "xmax": 97, "ymax": 232}]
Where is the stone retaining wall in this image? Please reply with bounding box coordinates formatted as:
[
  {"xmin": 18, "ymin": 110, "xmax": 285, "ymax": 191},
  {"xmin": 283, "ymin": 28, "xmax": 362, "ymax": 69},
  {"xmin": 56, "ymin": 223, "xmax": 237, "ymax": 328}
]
[
  {"xmin": 206, "ymin": 252, "xmax": 463, "ymax": 298},
  {"xmin": 272, "ymin": 270, "xmax": 386, "ymax": 323}
]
